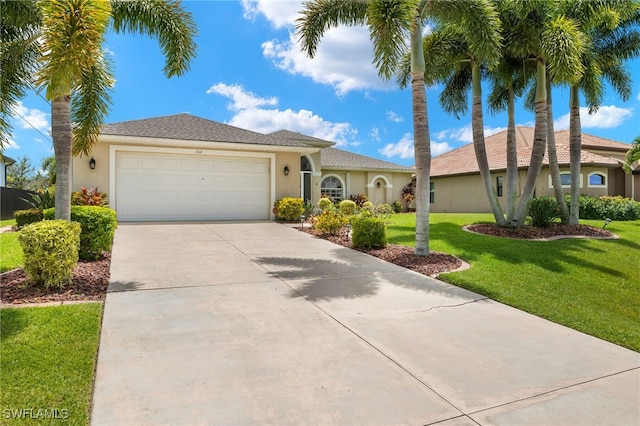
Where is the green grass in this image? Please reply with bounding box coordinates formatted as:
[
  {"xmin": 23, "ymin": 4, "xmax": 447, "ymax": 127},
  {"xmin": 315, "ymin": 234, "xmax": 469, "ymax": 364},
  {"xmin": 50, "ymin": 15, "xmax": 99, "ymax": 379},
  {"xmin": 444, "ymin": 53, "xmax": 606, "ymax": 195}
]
[
  {"xmin": 0, "ymin": 219, "xmax": 16, "ymax": 228},
  {"xmin": 0, "ymin": 304, "xmax": 103, "ymax": 425},
  {"xmin": 0, "ymin": 232, "xmax": 23, "ymax": 273},
  {"xmin": 386, "ymin": 213, "xmax": 640, "ymax": 351}
]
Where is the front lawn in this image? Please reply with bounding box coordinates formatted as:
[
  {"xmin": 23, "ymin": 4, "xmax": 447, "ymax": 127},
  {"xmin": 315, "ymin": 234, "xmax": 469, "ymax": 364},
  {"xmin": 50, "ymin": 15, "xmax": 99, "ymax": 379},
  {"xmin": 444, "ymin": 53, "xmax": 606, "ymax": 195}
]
[
  {"xmin": 0, "ymin": 232, "xmax": 22, "ymax": 273},
  {"xmin": 0, "ymin": 304, "xmax": 103, "ymax": 425},
  {"xmin": 387, "ymin": 213, "xmax": 640, "ymax": 351}
]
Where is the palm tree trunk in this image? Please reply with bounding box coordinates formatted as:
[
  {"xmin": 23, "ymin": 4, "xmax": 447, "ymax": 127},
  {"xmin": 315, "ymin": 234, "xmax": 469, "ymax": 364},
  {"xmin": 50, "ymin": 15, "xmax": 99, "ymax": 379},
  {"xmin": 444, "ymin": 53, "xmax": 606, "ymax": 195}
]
[
  {"xmin": 505, "ymin": 85, "xmax": 518, "ymax": 224},
  {"xmin": 472, "ymin": 63, "xmax": 506, "ymax": 226},
  {"xmin": 546, "ymin": 73, "xmax": 569, "ymax": 223},
  {"xmin": 514, "ymin": 59, "xmax": 547, "ymax": 226},
  {"xmin": 569, "ymin": 85, "xmax": 581, "ymax": 224},
  {"xmin": 410, "ymin": 23, "xmax": 430, "ymax": 256},
  {"xmin": 51, "ymin": 96, "xmax": 72, "ymax": 221}
]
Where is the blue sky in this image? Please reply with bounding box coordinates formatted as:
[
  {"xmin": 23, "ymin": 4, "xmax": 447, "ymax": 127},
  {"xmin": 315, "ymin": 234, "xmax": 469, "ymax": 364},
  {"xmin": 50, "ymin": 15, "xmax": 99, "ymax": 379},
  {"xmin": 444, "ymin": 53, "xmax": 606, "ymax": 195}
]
[{"xmin": 5, "ymin": 0, "xmax": 640, "ymax": 170}]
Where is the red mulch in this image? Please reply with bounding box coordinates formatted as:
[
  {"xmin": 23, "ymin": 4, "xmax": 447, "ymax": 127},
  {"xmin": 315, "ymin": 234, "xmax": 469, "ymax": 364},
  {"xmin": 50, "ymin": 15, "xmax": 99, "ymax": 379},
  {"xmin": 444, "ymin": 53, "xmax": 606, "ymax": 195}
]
[{"xmin": 0, "ymin": 253, "xmax": 110, "ymax": 306}]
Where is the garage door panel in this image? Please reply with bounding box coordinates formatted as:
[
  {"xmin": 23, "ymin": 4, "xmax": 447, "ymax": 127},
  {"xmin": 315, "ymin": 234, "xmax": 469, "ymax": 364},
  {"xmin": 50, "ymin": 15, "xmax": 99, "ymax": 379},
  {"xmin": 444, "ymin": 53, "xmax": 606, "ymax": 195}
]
[{"xmin": 116, "ymin": 152, "xmax": 270, "ymax": 221}]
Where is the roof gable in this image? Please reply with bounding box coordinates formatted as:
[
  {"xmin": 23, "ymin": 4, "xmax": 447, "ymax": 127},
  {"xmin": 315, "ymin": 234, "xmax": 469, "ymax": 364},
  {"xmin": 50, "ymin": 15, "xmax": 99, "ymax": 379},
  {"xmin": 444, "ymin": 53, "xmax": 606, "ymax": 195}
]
[
  {"xmin": 321, "ymin": 147, "xmax": 414, "ymax": 171},
  {"xmin": 101, "ymin": 114, "xmax": 308, "ymax": 147},
  {"xmin": 269, "ymin": 130, "xmax": 335, "ymax": 148}
]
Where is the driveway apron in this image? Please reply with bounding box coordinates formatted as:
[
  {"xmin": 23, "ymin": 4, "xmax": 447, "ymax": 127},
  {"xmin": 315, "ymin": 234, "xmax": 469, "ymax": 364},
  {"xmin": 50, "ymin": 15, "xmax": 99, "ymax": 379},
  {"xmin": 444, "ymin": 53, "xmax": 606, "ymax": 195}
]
[{"xmin": 92, "ymin": 222, "xmax": 639, "ymax": 425}]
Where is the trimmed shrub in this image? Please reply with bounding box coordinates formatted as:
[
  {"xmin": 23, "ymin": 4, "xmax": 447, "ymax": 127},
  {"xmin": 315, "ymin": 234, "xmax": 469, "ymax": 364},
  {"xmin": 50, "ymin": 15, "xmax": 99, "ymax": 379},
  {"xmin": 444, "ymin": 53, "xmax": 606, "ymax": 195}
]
[
  {"xmin": 14, "ymin": 209, "xmax": 43, "ymax": 227},
  {"xmin": 71, "ymin": 187, "xmax": 108, "ymax": 206},
  {"xmin": 274, "ymin": 197, "xmax": 305, "ymax": 221},
  {"xmin": 338, "ymin": 199, "xmax": 358, "ymax": 216},
  {"xmin": 527, "ymin": 196, "xmax": 560, "ymax": 228},
  {"xmin": 44, "ymin": 206, "xmax": 117, "ymax": 260},
  {"xmin": 351, "ymin": 216, "xmax": 387, "ymax": 248},
  {"xmin": 18, "ymin": 220, "xmax": 81, "ymax": 288},
  {"xmin": 349, "ymin": 193, "xmax": 368, "ymax": 208},
  {"xmin": 313, "ymin": 210, "xmax": 347, "ymax": 235},
  {"xmin": 362, "ymin": 201, "xmax": 374, "ymax": 215},
  {"xmin": 373, "ymin": 203, "xmax": 394, "ymax": 218},
  {"xmin": 572, "ymin": 195, "xmax": 640, "ymax": 221},
  {"xmin": 317, "ymin": 197, "xmax": 334, "ymax": 212},
  {"xmin": 391, "ymin": 200, "xmax": 402, "ymax": 214}
]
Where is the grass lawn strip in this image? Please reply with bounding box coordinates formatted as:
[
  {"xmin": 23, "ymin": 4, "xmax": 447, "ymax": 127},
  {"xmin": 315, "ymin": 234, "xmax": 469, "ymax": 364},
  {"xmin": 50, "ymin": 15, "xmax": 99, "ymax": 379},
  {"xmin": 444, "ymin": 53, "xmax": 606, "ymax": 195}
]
[
  {"xmin": 386, "ymin": 213, "xmax": 640, "ymax": 352},
  {"xmin": 0, "ymin": 303, "xmax": 103, "ymax": 425},
  {"xmin": 0, "ymin": 232, "xmax": 23, "ymax": 273}
]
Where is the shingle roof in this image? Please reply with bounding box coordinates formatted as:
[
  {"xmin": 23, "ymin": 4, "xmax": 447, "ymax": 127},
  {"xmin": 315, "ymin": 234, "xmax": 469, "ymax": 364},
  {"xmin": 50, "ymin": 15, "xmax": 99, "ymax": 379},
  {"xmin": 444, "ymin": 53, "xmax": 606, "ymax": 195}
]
[
  {"xmin": 321, "ymin": 147, "xmax": 414, "ymax": 171},
  {"xmin": 271, "ymin": 130, "xmax": 413, "ymax": 171},
  {"xmin": 101, "ymin": 114, "xmax": 308, "ymax": 147},
  {"xmin": 269, "ymin": 130, "xmax": 334, "ymax": 147},
  {"xmin": 431, "ymin": 126, "xmax": 624, "ymax": 177}
]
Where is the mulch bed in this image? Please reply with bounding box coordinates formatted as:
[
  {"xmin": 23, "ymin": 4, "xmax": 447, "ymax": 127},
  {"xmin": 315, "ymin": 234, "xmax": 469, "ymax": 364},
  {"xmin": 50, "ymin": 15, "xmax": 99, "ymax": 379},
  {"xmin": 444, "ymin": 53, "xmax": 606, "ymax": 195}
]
[
  {"xmin": 300, "ymin": 227, "xmax": 463, "ymax": 278},
  {"xmin": 465, "ymin": 223, "xmax": 615, "ymax": 240},
  {"xmin": 0, "ymin": 253, "xmax": 110, "ymax": 306}
]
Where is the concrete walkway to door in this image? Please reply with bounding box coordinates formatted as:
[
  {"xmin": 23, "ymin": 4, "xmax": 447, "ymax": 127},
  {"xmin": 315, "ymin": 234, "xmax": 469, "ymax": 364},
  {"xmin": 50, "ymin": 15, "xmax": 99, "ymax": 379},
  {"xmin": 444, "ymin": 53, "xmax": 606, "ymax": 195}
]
[{"xmin": 91, "ymin": 222, "xmax": 639, "ymax": 425}]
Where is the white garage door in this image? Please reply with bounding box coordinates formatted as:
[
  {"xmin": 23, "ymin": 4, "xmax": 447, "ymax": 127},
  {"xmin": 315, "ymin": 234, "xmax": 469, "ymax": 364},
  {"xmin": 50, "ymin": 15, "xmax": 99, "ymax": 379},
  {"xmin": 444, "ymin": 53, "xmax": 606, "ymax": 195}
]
[{"xmin": 116, "ymin": 151, "xmax": 270, "ymax": 221}]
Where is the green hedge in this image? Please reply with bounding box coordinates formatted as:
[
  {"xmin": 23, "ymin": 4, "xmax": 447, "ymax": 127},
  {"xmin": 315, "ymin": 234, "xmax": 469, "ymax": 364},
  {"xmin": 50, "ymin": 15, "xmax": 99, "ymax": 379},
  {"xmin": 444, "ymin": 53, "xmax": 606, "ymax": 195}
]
[
  {"xmin": 18, "ymin": 220, "xmax": 81, "ymax": 288},
  {"xmin": 351, "ymin": 216, "xmax": 387, "ymax": 248},
  {"xmin": 14, "ymin": 209, "xmax": 43, "ymax": 227},
  {"xmin": 571, "ymin": 195, "xmax": 640, "ymax": 221},
  {"xmin": 44, "ymin": 206, "xmax": 117, "ymax": 260}
]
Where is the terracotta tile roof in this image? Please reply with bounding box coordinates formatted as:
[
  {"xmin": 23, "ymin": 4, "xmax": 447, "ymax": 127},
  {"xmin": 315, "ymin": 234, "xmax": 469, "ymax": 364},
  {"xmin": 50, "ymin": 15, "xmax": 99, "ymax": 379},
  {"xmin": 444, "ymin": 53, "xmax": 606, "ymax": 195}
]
[
  {"xmin": 101, "ymin": 114, "xmax": 308, "ymax": 147},
  {"xmin": 431, "ymin": 126, "xmax": 624, "ymax": 177},
  {"xmin": 321, "ymin": 147, "xmax": 414, "ymax": 171}
]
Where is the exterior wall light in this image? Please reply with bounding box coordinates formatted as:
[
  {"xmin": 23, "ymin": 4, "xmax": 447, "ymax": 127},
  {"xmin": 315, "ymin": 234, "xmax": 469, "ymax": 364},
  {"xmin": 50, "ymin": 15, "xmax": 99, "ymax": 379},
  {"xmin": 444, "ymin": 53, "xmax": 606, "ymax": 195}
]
[
  {"xmin": 376, "ymin": 181, "xmax": 381, "ymax": 188},
  {"xmin": 89, "ymin": 157, "xmax": 96, "ymax": 170},
  {"xmin": 284, "ymin": 165, "xmax": 290, "ymax": 176}
]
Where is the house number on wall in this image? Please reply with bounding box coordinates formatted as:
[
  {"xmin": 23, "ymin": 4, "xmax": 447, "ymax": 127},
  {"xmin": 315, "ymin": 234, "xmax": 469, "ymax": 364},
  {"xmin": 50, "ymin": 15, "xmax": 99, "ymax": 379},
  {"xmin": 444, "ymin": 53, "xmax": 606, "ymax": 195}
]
[{"xmin": 195, "ymin": 149, "xmax": 203, "ymax": 154}]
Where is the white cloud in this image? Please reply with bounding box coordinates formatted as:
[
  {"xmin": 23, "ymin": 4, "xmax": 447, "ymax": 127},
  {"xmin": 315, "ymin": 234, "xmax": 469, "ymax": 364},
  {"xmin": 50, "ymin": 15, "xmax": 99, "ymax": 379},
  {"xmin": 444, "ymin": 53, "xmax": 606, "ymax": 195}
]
[
  {"xmin": 208, "ymin": 82, "xmax": 356, "ymax": 146},
  {"xmin": 386, "ymin": 110, "xmax": 404, "ymax": 123},
  {"xmin": 637, "ymin": 92, "xmax": 640, "ymax": 101},
  {"xmin": 262, "ymin": 29, "xmax": 390, "ymax": 96},
  {"xmin": 4, "ymin": 137, "xmax": 19, "ymax": 150},
  {"xmin": 11, "ymin": 102, "xmax": 50, "ymax": 134},
  {"xmin": 554, "ymin": 105, "xmax": 633, "ymax": 130},
  {"xmin": 435, "ymin": 124, "xmax": 506, "ymax": 144},
  {"xmin": 370, "ymin": 127, "xmax": 381, "ymax": 142},
  {"xmin": 241, "ymin": 0, "xmax": 302, "ymax": 29},
  {"xmin": 206, "ymin": 83, "xmax": 278, "ymax": 111},
  {"xmin": 379, "ymin": 134, "xmax": 454, "ymax": 160}
]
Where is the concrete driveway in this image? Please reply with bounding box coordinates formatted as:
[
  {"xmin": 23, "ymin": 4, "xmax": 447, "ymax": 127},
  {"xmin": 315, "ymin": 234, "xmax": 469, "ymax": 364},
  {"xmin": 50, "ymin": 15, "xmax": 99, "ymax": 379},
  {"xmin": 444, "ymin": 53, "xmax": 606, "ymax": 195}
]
[{"xmin": 92, "ymin": 222, "xmax": 639, "ymax": 425}]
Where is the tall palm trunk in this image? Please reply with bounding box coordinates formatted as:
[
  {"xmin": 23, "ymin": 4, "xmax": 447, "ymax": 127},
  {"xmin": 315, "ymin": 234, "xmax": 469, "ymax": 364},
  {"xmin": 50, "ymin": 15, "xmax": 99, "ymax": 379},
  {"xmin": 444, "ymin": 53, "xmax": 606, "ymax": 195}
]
[
  {"xmin": 472, "ymin": 63, "xmax": 506, "ymax": 225},
  {"xmin": 514, "ymin": 59, "xmax": 547, "ymax": 226},
  {"xmin": 411, "ymin": 23, "xmax": 430, "ymax": 256},
  {"xmin": 51, "ymin": 96, "xmax": 72, "ymax": 221},
  {"xmin": 569, "ymin": 85, "xmax": 581, "ymax": 224},
  {"xmin": 505, "ymin": 84, "xmax": 518, "ymax": 224},
  {"xmin": 546, "ymin": 73, "xmax": 569, "ymax": 223}
]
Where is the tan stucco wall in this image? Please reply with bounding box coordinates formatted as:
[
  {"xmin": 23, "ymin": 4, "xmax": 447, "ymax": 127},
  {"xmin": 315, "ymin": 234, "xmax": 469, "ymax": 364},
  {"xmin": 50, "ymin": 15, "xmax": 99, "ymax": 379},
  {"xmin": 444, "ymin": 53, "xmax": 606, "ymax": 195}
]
[
  {"xmin": 275, "ymin": 152, "xmax": 302, "ymax": 201},
  {"xmin": 72, "ymin": 142, "xmax": 110, "ymax": 194},
  {"xmin": 318, "ymin": 169, "xmax": 413, "ymax": 205},
  {"xmin": 431, "ymin": 166, "xmax": 622, "ymax": 213}
]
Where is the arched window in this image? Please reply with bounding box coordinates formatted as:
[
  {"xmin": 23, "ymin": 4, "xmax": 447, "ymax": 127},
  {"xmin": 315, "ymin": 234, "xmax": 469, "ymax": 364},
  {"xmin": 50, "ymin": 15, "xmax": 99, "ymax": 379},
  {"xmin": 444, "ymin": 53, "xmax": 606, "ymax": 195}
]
[
  {"xmin": 301, "ymin": 156, "xmax": 312, "ymax": 172},
  {"xmin": 588, "ymin": 172, "xmax": 607, "ymax": 188},
  {"xmin": 321, "ymin": 176, "xmax": 343, "ymax": 201}
]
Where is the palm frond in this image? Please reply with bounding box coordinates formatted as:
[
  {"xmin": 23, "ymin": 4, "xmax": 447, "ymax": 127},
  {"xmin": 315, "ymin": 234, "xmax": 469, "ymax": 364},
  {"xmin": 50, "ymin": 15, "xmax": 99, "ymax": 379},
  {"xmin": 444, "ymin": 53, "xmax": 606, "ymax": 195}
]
[
  {"xmin": 110, "ymin": 0, "xmax": 197, "ymax": 78},
  {"xmin": 541, "ymin": 14, "xmax": 585, "ymax": 85},
  {"xmin": 296, "ymin": 0, "xmax": 368, "ymax": 58}
]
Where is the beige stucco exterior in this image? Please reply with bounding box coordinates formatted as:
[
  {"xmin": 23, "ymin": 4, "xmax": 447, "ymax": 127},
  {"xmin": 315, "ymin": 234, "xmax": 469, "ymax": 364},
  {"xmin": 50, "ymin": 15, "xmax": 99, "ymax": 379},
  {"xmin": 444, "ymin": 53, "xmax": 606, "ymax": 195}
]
[
  {"xmin": 430, "ymin": 165, "xmax": 628, "ymax": 213},
  {"xmin": 317, "ymin": 170, "xmax": 413, "ymax": 205}
]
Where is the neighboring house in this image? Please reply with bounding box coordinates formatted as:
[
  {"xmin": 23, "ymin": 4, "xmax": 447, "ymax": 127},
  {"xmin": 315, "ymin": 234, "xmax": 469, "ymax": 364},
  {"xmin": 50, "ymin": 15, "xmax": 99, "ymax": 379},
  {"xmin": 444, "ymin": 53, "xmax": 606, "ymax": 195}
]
[
  {"xmin": 72, "ymin": 114, "xmax": 414, "ymax": 221},
  {"xmin": 430, "ymin": 126, "xmax": 639, "ymax": 213},
  {"xmin": 1, "ymin": 154, "xmax": 15, "ymax": 187}
]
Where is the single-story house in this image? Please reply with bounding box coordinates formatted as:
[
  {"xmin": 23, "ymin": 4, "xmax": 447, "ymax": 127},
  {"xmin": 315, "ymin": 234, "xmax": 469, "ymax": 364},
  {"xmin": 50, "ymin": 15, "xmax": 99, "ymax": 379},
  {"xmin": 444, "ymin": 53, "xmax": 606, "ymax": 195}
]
[
  {"xmin": 429, "ymin": 126, "xmax": 639, "ymax": 213},
  {"xmin": 72, "ymin": 114, "xmax": 414, "ymax": 221},
  {"xmin": 1, "ymin": 154, "xmax": 15, "ymax": 187}
]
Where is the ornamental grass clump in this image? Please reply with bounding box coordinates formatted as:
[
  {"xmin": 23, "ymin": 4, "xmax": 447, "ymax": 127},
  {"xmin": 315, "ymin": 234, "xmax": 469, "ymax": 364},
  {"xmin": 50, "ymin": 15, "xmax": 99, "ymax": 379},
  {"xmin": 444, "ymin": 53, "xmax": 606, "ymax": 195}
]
[
  {"xmin": 18, "ymin": 220, "xmax": 81, "ymax": 288},
  {"xmin": 527, "ymin": 196, "xmax": 560, "ymax": 228}
]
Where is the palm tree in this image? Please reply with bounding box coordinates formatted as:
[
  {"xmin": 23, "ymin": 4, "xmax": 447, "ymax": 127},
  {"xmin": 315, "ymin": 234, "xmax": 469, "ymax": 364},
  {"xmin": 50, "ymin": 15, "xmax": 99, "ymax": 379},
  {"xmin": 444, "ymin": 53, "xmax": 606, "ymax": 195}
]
[
  {"xmin": 409, "ymin": 24, "xmax": 505, "ymax": 225},
  {"xmin": 502, "ymin": 0, "xmax": 585, "ymax": 226},
  {"xmin": 555, "ymin": 0, "xmax": 640, "ymax": 224},
  {"xmin": 623, "ymin": 136, "xmax": 640, "ymax": 173},
  {"xmin": 297, "ymin": 0, "xmax": 501, "ymax": 254},
  {"xmin": 0, "ymin": 0, "xmax": 197, "ymax": 220}
]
